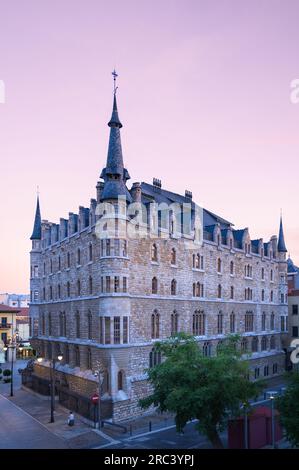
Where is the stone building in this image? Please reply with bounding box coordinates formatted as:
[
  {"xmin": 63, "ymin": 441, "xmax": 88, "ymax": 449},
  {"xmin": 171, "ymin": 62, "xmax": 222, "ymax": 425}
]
[
  {"xmin": 29, "ymin": 82, "xmax": 289, "ymax": 421},
  {"xmin": 287, "ymin": 257, "xmax": 299, "ymax": 342}
]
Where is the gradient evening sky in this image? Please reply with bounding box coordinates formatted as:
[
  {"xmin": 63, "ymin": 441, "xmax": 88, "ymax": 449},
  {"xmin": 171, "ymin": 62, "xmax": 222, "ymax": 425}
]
[{"xmin": 0, "ymin": 0, "xmax": 299, "ymax": 293}]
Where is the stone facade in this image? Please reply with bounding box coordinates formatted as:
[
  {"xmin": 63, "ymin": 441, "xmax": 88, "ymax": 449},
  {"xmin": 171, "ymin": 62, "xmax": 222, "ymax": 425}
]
[{"xmin": 29, "ymin": 87, "xmax": 289, "ymax": 422}]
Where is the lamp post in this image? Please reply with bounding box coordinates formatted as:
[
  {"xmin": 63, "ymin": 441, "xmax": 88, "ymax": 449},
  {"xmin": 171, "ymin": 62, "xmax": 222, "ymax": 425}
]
[
  {"xmin": 3, "ymin": 342, "xmax": 16, "ymax": 397},
  {"xmin": 93, "ymin": 370, "xmax": 104, "ymax": 429},
  {"xmin": 268, "ymin": 391, "xmax": 278, "ymax": 449},
  {"xmin": 37, "ymin": 354, "xmax": 63, "ymax": 423}
]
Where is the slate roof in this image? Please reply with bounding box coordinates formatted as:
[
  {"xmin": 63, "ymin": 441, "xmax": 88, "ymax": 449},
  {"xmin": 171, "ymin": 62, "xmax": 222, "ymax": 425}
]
[{"xmin": 30, "ymin": 196, "xmax": 41, "ymax": 240}]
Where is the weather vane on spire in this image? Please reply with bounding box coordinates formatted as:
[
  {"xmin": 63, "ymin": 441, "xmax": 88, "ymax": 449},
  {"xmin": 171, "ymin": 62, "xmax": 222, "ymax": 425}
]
[{"xmin": 112, "ymin": 69, "xmax": 118, "ymax": 94}]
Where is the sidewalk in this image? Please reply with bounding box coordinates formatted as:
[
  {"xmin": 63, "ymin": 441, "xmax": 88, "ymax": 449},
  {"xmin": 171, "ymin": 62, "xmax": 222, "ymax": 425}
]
[{"xmin": 5, "ymin": 387, "xmax": 115, "ymax": 449}]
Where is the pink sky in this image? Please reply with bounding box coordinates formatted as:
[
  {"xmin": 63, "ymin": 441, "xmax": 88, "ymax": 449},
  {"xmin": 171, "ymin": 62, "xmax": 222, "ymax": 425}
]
[{"xmin": 0, "ymin": 0, "xmax": 299, "ymax": 293}]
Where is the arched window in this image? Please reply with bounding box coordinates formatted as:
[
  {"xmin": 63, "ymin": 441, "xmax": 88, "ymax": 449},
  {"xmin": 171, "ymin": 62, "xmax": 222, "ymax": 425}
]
[
  {"xmin": 149, "ymin": 347, "xmax": 162, "ymax": 368},
  {"xmin": 270, "ymin": 269, "xmax": 273, "ymax": 281},
  {"xmin": 217, "ymin": 311, "xmax": 223, "ymax": 334},
  {"xmin": 196, "ymin": 254, "xmax": 200, "ymax": 269},
  {"xmin": 241, "ymin": 337, "xmax": 248, "ymax": 352},
  {"xmin": 261, "ymin": 289, "xmax": 265, "ymax": 301},
  {"xmin": 203, "ymin": 341, "xmax": 212, "ymax": 357},
  {"xmin": 192, "ymin": 283, "xmax": 196, "ymax": 297},
  {"xmin": 262, "ymin": 312, "xmax": 266, "ymax": 331},
  {"xmin": 58, "ymin": 256, "xmax": 61, "ymax": 271},
  {"xmin": 89, "ymin": 243, "xmax": 93, "ymax": 262},
  {"xmin": 67, "ymin": 252, "xmax": 71, "ymax": 268},
  {"xmin": 171, "ymin": 279, "xmax": 177, "ymax": 295},
  {"xmin": 270, "ymin": 312, "xmax": 275, "ymax": 330},
  {"xmin": 216, "ymin": 341, "xmax": 224, "ymax": 355},
  {"xmin": 270, "ymin": 335, "xmax": 276, "ymax": 350},
  {"xmin": 89, "ymin": 276, "xmax": 93, "ymax": 295},
  {"xmin": 192, "ymin": 254, "xmax": 196, "ymax": 268},
  {"xmin": 230, "ymin": 286, "xmax": 234, "ymax": 299},
  {"xmin": 171, "ymin": 311, "xmax": 179, "ymax": 335},
  {"xmin": 74, "ymin": 345, "xmax": 80, "ymax": 367},
  {"xmin": 152, "ymin": 277, "xmax": 158, "ymax": 294},
  {"xmin": 87, "ymin": 348, "xmax": 92, "ymax": 370},
  {"xmin": 77, "ymin": 279, "xmax": 81, "ymax": 296},
  {"xmin": 171, "ymin": 248, "xmax": 176, "ymax": 265},
  {"xmin": 217, "ymin": 284, "xmax": 222, "ymax": 298},
  {"xmin": 193, "ymin": 311, "xmax": 205, "ymax": 335},
  {"xmin": 76, "ymin": 311, "xmax": 80, "ymax": 338},
  {"xmin": 151, "ymin": 243, "xmax": 158, "ymax": 262},
  {"xmin": 49, "ymin": 286, "xmax": 53, "ymax": 300},
  {"xmin": 87, "ymin": 311, "xmax": 92, "ymax": 340},
  {"xmin": 151, "ymin": 310, "xmax": 160, "ymax": 339},
  {"xmin": 252, "ymin": 336, "xmax": 258, "ymax": 352},
  {"xmin": 230, "ymin": 261, "xmax": 234, "ymax": 275},
  {"xmin": 261, "ymin": 336, "xmax": 267, "ymax": 351},
  {"xmin": 58, "ymin": 284, "xmax": 61, "ymax": 299},
  {"xmin": 217, "ymin": 258, "xmax": 222, "ymax": 273},
  {"xmin": 48, "ymin": 313, "xmax": 52, "ymax": 336},
  {"xmin": 117, "ymin": 370, "xmax": 124, "ymax": 390},
  {"xmin": 230, "ymin": 312, "xmax": 235, "ymax": 333},
  {"xmin": 270, "ymin": 291, "xmax": 274, "ymax": 302},
  {"xmin": 67, "ymin": 281, "xmax": 71, "ymax": 298},
  {"xmin": 77, "ymin": 248, "xmax": 81, "ymax": 265}
]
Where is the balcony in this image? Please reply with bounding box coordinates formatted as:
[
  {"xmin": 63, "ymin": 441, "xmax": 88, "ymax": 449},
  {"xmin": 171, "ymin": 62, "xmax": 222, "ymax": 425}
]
[{"xmin": 0, "ymin": 323, "xmax": 12, "ymax": 330}]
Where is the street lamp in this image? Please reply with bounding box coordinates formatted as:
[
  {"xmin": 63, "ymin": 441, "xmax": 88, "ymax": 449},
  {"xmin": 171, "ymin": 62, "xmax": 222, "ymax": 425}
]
[
  {"xmin": 37, "ymin": 354, "xmax": 63, "ymax": 423},
  {"xmin": 268, "ymin": 391, "xmax": 278, "ymax": 449},
  {"xmin": 93, "ymin": 370, "xmax": 104, "ymax": 429},
  {"xmin": 3, "ymin": 342, "xmax": 16, "ymax": 397}
]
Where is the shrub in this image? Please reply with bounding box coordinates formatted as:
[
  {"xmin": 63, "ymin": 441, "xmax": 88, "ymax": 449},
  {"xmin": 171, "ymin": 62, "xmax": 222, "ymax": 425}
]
[
  {"xmin": 3, "ymin": 378, "xmax": 11, "ymax": 383},
  {"xmin": 3, "ymin": 369, "xmax": 11, "ymax": 377}
]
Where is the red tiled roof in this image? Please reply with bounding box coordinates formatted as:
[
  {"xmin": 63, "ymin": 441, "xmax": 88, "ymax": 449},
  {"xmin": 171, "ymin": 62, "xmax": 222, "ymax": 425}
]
[
  {"xmin": 17, "ymin": 307, "xmax": 29, "ymax": 317},
  {"xmin": 288, "ymin": 290, "xmax": 299, "ymax": 297},
  {"xmin": 0, "ymin": 303, "xmax": 21, "ymax": 313}
]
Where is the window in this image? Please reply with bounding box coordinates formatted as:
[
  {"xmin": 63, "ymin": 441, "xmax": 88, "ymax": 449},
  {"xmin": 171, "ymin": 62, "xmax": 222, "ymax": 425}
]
[
  {"xmin": 114, "ymin": 317, "xmax": 121, "ymax": 344},
  {"xmin": 43, "ymin": 287, "xmax": 46, "ymax": 301},
  {"xmin": 123, "ymin": 240, "xmax": 127, "ymax": 257},
  {"xmin": 58, "ymin": 256, "xmax": 61, "ymax": 271},
  {"xmin": 203, "ymin": 341, "xmax": 212, "ymax": 357},
  {"xmin": 261, "ymin": 290, "xmax": 265, "ymax": 301},
  {"xmin": 261, "ymin": 267, "xmax": 264, "ymax": 280},
  {"xmin": 217, "ymin": 258, "xmax": 222, "ymax": 273},
  {"xmin": 106, "ymin": 239, "xmax": 111, "ymax": 256},
  {"xmin": 58, "ymin": 284, "xmax": 61, "ymax": 299},
  {"xmin": 280, "ymin": 316, "xmax": 286, "ymax": 332},
  {"xmin": 87, "ymin": 311, "xmax": 92, "ymax": 340},
  {"xmin": 114, "ymin": 239, "xmax": 120, "ymax": 256},
  {"xmin": 65, "ymin": 344, "xmax": 70, "ymax": 364},
  {"xmin": 270, "ymin": 335, "xmax": 276, "ymax": 349},
  {"xmin": 230, "ymin": 312, "xmax": 235, "ymax": 333},
  {"xmin": 114, "ymin": 276, "xmax": 120, "ymax": 293},
  {"xmin": 230, "ymin": 286, "xmax": 234, "ymax": 299},
  {"xmin": 41, "ymin": 314, "xmax": 45, "ymax": 335},
  {"xmin": 193, "ymin": 311, "xmax": 205, "ymax": 335},
  {"xmin": 77, "ymin": 249, "xmax": 81, "ymax": 265},
  {"xmin": 292, "ymin": 326, "xmax": 299, "ymax": 337},
  {"xmin": 217, "ymin": 284, "xmax": 222, "ymax": 298},
  {"xmin": 49, "ymin": 286, "xmax": 53, "ymax": 300},
  {"xmin": 230, "ymin": 261, "xmax": 234, "ymax": 275},
  {"xmin": 67, "ymin": 282, "xmax": 70, "ymax": 297},
  {"xmin": 270, "ymin": 269, "xmax": 273, "ymax": 281},
  {"xmin": 217, "ymin": 312, "xmax": 223, "ymax": 334},
  {"xmin": 152, "ymin": 277, "xmax": 158, "ymax": 294},
  {"xmin": 292, "ymin": 305, "xmax": 298, "ymax": 315},
  {"xmin": 50, "ymin": 259, "xmax": 53, "ymax": 274},
  {"xmin": 262, "ymin": 312, "xmax": 266, "ymax": 331},
  {"xmin": 273, "ymin": 363, "xmax": 278, "ymax": 374},
  {"xmin": 89, "ymin": 244, "xmax": 93, "ymax": 262},
  {"xmin": 281, "ymin": 293, "xmax": 284, "ymax": 304},
  {"xmin": 77, "ymin": 279, "xmax": 81, "ymax": 296},
  {"xmin": 261, "ymin": 336, "xmax": 267, "ymax": 351},
  {"xmin": 74, "ymin": 346, "xmax": 80, "ymax": 367},
  {"xmin": 264, "ymin": 365, "xmax": 269, "ymax": 377},
  {"xmin": 104, "ymin": 317, "xmax": 111, "ymax": 344},
  {"xmin": 48, "ymin": 313, "xmax": 52, "ymax": 336},
  {"xmin": 171, "ymin": 311, "xmax": 179, "ymax": 335},
  {"xmin": 118, "ymin": 370, "xmax": 124, "ymax": 390},
  {"xmin": 67, "ymin": 252, "xmax": 70, "ymax": 268},
  {"xmin": 151, "ymin": 243, "xmax": 158, "ymax": 262},
  {"xmin": 87, "ymin": 348, "xmax": 92, "ymax": 370},
  {"xmin": 76, "ymin": 311, "xmax": 80, "ymax": 338},
  {"xmin": 252, "ymin": 336, "xmax": 258, "ymax": 352},
  {"xmin": 33, "ymin": 265, "xmax": 39, "ymax": 277},
  {"xmin": 89, "ymin": 276, "xmax": 93, "ymax": 295},
  {"xmin": 171, "ymin": 279, "xmax": 177, "ymax": 295},
  {"xmin": 123, "ymin": 317, "xmax": 128, "ymax": 344},
  {"xmin": 151, "ymin": 310, "xmax": 160, "ymax": 339},
  {"xmin": 254, "ymin": 368, "xmax": 260, "ymax": 379},
  {"xmin": 270, "ymin": 312, "xmax": 275, "ymax": 330},
  {"xmin": 270, "ymin": 290, "xmax": 273, "ymax": 302},
  {"xmin": 241, "ymin": 337, "xmax": 248, "ymax": 352},
  {"xmin": 106, "ymin": 276, "xmax": 111, "ymax": 293},
  {"xmin": 149, "ymin": 347, "xmax": 162, "ymax": 368},
  {"xmin": 59, "ymin": 312, "xmax": 66, "ymax": 337},
  {"xmin": 171, "ymin": 248, "xmax": 176, "ymax": 265},
  {"xmin": 245, "ymin": 311, "xmax": 254, "ymax": 332},
  {"xmin": 123, "ymin": 277, "xmax": 127, "ymax": 293}
]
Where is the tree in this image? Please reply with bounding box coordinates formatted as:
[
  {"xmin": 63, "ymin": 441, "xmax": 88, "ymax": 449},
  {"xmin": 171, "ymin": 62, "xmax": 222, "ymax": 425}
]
[
  {"xmin": 140, "ymin": 333, "xmax": 261, "ymax": 448},
  {"xmin": 277, "ymin": 371, "xmax": 299, "ymax": 448}
]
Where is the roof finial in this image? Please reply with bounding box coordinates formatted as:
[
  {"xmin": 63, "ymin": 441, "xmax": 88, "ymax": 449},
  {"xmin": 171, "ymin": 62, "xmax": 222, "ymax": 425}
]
[
  {"xmin": 112, "ymin": 69, "xmax": 118, "ymax": 95},
  {"xmin": 37, "ymin": 185, "xmax": 40, "ymax": 197}
]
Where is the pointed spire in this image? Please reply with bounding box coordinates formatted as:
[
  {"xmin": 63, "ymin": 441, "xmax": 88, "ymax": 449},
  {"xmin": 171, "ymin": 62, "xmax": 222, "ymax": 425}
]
[
  {"xmin": 108, "ymin": 94, "xmax": 122, "ymax": 129},
  {"xmin": 278, "ymin": 215, "xmax": 287, "ymax": 252},
  {"xmin": 30, "ymin": 195, "xmax": 42, "ymax": 240}
]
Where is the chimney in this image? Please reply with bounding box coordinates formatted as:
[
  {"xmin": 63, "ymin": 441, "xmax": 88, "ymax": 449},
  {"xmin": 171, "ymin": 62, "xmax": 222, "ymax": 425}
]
[
  {"xmin": 131, "ymin": 182, "xmax": 142, "ymax": 203},
  {"xmin": 96, "ymin": 181, "xmax": 105, "ymax": 203},
  {"xmin": 153, "ymin": 178, "xmax": 162, "ymax": 192},
  {"xmin": 185, "ymin": 190, "xmax": 192, "ymax": 200}
]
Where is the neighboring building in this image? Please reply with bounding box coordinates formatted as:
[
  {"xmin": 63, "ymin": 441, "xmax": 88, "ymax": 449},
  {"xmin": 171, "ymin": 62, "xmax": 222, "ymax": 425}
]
[
  {"xmin": 0, "ymin": 304, "xmax": 19, "ymax": 361},
  {"xmin": 0, "ymin": 293, "xmax": 30, "ymax": 308},
  {"xmin": 287, "ymin": 257, "xmax": 299, "ymax": 341},
  {"xmin": 29, "ymin": 81, "xmax": 289, "ymax": 422},
  {"xmin": 16, "ymin": 307, "xmax": 30, "ymax": 342}
]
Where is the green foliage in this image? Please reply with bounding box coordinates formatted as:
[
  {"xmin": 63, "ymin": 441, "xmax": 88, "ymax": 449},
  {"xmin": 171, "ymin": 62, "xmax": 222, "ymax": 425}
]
[
  {"xmin": 3, "ymin": 378, "xmax": 11, "ymax": 383},
  {"xmin": 3, "ymin": 369, "xmax": 11, "ymax": 376},
  {"xmin": 140, "ymin": 333, "xmax": 262, "ymax": 448},
  {"xmin": 277, "ymin": 372, "xmax": 299, "ymax": 448},
  {"xmin": 0, "ymin": 368, "xmax": 2, "ymax": 374}
]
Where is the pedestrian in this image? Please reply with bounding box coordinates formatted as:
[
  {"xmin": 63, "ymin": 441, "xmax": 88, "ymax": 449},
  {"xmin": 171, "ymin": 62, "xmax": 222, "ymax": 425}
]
[{"xmin": 67, "ymin": 411, "xmax": 75, "ymax": 426}]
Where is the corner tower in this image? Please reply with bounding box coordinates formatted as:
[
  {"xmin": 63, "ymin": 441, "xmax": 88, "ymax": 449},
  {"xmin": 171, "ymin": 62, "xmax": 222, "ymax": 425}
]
[{"xmin": 29, "ymin": 194, "xmax": 42, "ymax": 339}]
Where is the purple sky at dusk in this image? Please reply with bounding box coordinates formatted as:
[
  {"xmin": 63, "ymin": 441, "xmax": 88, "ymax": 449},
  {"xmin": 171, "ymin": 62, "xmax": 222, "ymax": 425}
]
[{"xmin": 0, "ymin": 0, "xmax": 298, "ymax": 293}]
